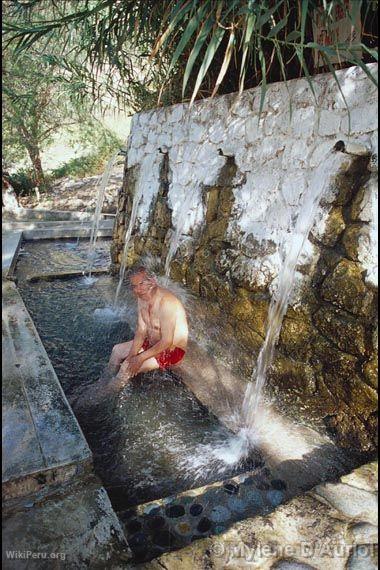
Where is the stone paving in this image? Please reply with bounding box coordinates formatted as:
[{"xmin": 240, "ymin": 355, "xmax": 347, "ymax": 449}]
[{"xmin": 131, "ymin": 462, "xmax": 378, "ymax": 570}]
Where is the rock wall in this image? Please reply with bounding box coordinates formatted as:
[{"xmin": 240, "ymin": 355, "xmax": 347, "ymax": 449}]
[{"xmin": 111, "ymin": 64, "xmax": 378, "ymax": 452}]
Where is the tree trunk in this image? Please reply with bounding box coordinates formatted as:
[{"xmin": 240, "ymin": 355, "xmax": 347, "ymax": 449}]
[{"xmin": 27, "ymin": 145, "xmax": 45, "ymax": 190}]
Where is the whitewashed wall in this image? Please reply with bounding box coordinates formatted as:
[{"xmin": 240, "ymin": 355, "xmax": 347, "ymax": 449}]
[{"xmin": 125, "ymin": 64, "xmax": 378, "ymax": 292}]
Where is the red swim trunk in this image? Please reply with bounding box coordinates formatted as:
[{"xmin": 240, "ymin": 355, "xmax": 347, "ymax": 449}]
[{"xmin": 142, "ymin": 339, "xmax": 185, "ymax": 369}]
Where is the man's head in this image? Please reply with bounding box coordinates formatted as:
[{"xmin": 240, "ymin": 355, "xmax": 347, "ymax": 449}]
[{"xmin": 128, "ymin": 265, "xmax": 157, "ymax": 300}]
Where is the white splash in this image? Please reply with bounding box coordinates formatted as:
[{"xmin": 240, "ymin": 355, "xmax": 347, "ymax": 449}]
[{"xmin": 93, "ymin": 306, "xmax": 126, "ymax": 322}]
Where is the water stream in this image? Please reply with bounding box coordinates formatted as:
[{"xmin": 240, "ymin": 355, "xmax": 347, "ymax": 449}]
[
  {"xmin": 85, "ymin": 149, "xmax": 121, "ymax": 277},
  {"xmin": 240, "ymin": 151, "xmax": 347, "ymax": 438},
  {"xmin": 113, "ymin": 177, "xmax": 144, "ymax": 307},
  {"xmin": 164, "ymin": 142, "xmax": 212, "ymax": 281},
  {"xmin": 164, "ymin": 190, "xmax": 198, "ymax": 281}
]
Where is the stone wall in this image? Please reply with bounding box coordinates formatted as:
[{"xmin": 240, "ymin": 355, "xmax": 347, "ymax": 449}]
[{"xmin": 111, "ymin": 64, "xmax": 378, "ymax": 452}]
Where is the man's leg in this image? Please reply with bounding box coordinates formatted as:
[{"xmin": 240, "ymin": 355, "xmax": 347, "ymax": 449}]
[
  {"xmin": 108, "ymin": 340, "xmax": 134, "ymax": 375},
  {"xmin": 109, "ymin": 356, "xmax": 160, "ymax": 391}
]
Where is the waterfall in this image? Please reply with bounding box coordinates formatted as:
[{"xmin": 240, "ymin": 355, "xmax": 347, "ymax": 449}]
[
  {"xmin": 84, "ymin": 150, "xmax": 121, "ymax": 277},
  {"xmin": 240, "ymin": 151, "xmax": 348, "ymax": 436},
  {"xmin": 113, "ymin": 179, "xmax": 144, "ymax": 307},
  {"xmin": 163, "ymin": 140, "xmax": 214, "ymax": 282},
  {"xmin": 164, "ymin": 190, "xmax": 197, "ymax": 281}
]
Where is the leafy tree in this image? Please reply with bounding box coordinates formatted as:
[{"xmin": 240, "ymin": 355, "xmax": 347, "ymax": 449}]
[
  {"xmin": 3, "ymin": 0, "xmax": 378, "ymax": 117},
  {"xmin": 3, "ymin": 49, "xmax": 80, "ymax": 188}
]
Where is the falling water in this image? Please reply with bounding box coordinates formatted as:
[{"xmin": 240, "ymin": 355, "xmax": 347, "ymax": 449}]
[
  {"xmin": 240, "ymin": 150, "xmax": 347, "ymax": 436},
  {"xmin": 84, "ymin": 149, "xmax": 121, "ymax": 277},
  {"xmin": 113, "ymin": 181, "xmax": 144, "ymax": 307},
  {"xmin": 164, "ymin": 190, "xmax": 197, "ymax": 281}
]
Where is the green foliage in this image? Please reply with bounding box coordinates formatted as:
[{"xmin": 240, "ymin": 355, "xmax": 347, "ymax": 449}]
[
  {"xmin": 7, "ymin": 168, "xmax": 53, "ymax": 196},
  {"xmin": 2, "ymin": 0, "xmax": 378, "ymax": 118}
]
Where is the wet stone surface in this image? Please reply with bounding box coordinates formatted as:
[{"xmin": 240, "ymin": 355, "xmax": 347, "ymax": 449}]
[{"xmin": 15, "ymin": 238, "xmax": 112, "ymax": 281}]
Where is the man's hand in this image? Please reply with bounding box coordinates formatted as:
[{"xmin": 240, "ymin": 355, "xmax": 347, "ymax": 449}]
[{"xmin": 125, "ymin": 354, "xmax": 144, "ymax": 377}]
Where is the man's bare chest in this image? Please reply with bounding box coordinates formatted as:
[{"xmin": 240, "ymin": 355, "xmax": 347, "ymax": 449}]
[{"xmin": 141, "ymin": 302, "xmax": 161, "ymax": 332}]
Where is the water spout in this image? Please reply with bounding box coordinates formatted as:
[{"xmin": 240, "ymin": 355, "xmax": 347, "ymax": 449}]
[{"xmin": 333, "ymin": 140, "xmax": 371, "ymax": 156}]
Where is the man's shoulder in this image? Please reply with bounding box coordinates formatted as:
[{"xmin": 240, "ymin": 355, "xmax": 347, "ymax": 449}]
[{"xmin": 159, "ymin": 287, "xmax": 183, "ymax": 307}]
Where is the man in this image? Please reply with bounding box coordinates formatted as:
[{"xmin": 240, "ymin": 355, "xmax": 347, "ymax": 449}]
[{"xmin": 105, "ymin": 265, "xmax": 188, "ymax": 392}]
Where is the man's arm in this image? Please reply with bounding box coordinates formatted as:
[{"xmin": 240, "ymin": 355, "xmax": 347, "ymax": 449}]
[{"xmin": 127, "ymin": 303, "xmax": 147, "ymax": 359}]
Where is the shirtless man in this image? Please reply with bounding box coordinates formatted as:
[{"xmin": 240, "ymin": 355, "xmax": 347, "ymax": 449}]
[{"xmin": 105, "ymin": 266, "xmax": 188, "ymax": 392}]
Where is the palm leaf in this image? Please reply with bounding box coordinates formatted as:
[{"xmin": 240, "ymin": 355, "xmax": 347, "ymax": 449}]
[
  {"xmin": 257, "ymin": 38, "xmax": 267, "ymax": 122},
  {"xmin": 151, "ymin": 0, "xmax": 194, "ymax": 58},
  {"xmin": 189, "ymin": 24, "xmax": 226, "ymax": 105},
  {"xmin": 239, "ymin": 12, "xmax": 256, "ymax": 95},
  {"xmin": 167, "ymin": 2, "xmax": 209, "ymax": 74},
  {"xmin": 182, "ymin": 15, "xmax": 214, "ymax": 97},
  {"xmin": 211, "ymin": 29, "xmax": 235, "ymax": 98},
  {"xmin": 268, "ymin": 16, "xmax": 288, "ymax": 39}
]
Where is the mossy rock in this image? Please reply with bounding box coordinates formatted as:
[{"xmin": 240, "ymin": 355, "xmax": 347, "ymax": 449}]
[
  {"xmin": 323, "ymin": 410, "xmax": 376, "ymax": 451},
  {"xmin": 321, "ymin": 259, "xmax": 374, "ymax": 316},
  {"xmin": 363, "ymin": 355, "xmax": 378, "ymax": 390},
  {"xmin": 205, "ymin": 187, "xmax": 219, "ymax": 222},
  {"xmin": 319, "ymin": 206, "xmax": 345, "ymax": 247},
  {"xmin": 201, "ymin": 218, "xmax": 229, "ymax": 243},
  {"xmin": 327, "ymin": 157, "xmax": 369, "ymax": 206},
  {"xmin": 279, "ymin": 316, "xmax": 316, "ymax": 360},
  {"xmin": 153, "ymin": 199, "xmax": 171, "ymax": 229},
  {"xmin": 192, "ymin": 248, "xmax": 216, "ymax": 275},
  {"xmin": 169, "ymin": 259, "xmax": 188, "ymax": 284},
  {"xmin": 310, "ymin": 339, "xmax": 359, "ymax": 380},
  {"xmin": 230, "ymin": 288, "xmax": 268, "ymax": 337},
  {"xmin": 350, "ymin": 184, "xmax": 369, "ymax": 221},
  {"xmin": 186, "ymin": 266, "xmax": 201, "ymax": 295},
  {"xmin": 199, "ymin": 272, "xmax": 226, "ymax": 300},
  {"xmin": 313, "ymin": 306, "xmax": 368, "ymax": 357},
  {"xmin": 324, "ymin": 372, "xmax": 377, "ymax": 416},
  {"xmin": 342, "ymin": 224, "xmax": 369, "ymax": 261},
  {"xmin": 234, "ymin": 321, "xmax": 263, "ymax": 352},
  {"xmin": 217, "ymin": 280, "xmax": 235, "ymax": 310},
  {"xmin": 269, "ymin": 355, "xmax": 317, "ymax": 394}
]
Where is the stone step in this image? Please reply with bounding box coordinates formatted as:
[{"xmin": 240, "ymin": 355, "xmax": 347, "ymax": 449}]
[
  {"xmin": 25, "ymin": 268, "xmax": 109, "ymax": 282},
  {"xmin": 2, "ymin": 280, "xmax": 92, "ymax": 500},
  {"xmin": 2, "ymin": 319, "xmax": 46, "ymax": 480}
]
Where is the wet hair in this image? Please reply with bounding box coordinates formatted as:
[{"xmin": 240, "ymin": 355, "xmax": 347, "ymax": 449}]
[{"xmin": 127, "ymin": 264, "xmax": 156, "ymax": 281}]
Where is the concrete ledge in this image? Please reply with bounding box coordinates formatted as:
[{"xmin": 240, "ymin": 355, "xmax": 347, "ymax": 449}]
[
  {"xmin": 2, "ymin": 231, "xmax": 22, "ymax": 279},
  {"xmin": 24, "ymin": 268, "xmax": 110, "ymax": 282},
  {"xmin": 3, "ymin": 208, "xmax": 115, "ymax": 222},
  {"xmin": 22, "ymin": 220, "xmax": 114, "ymax": 240},
  {"xmin": 2, "ymin": 280, "xmax": 92, "ymax": 500}
]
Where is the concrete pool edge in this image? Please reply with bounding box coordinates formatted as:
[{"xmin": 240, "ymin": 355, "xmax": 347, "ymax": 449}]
[
  {"xmin": 2, "ymin": 280, "xmax": 92, "ymax": 498},
  {"xmin": 2, "ymin": 234, "xmax": 133, "ymax": 563}
]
